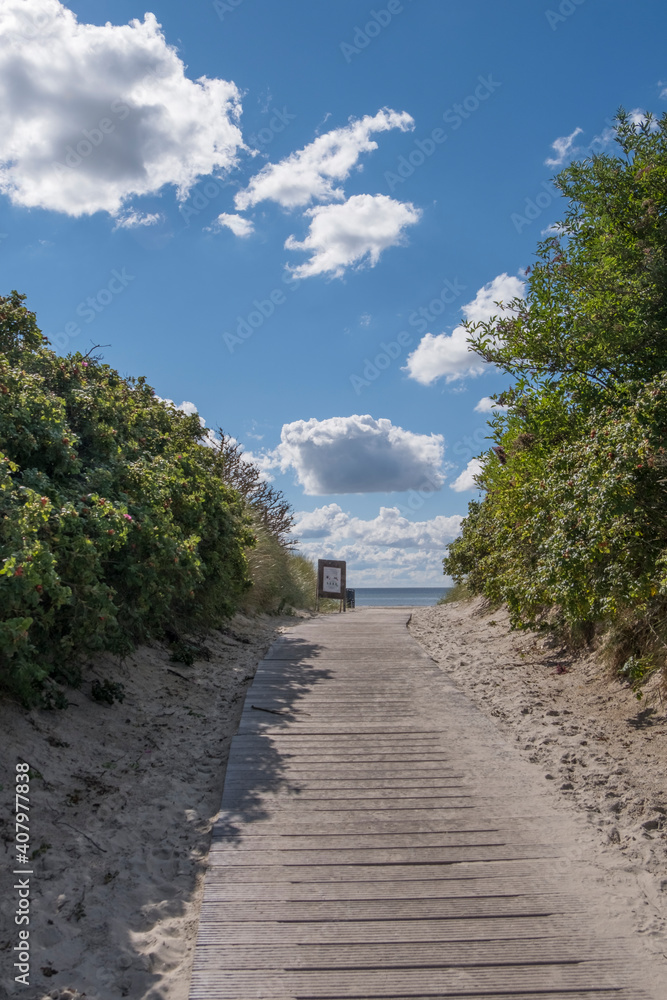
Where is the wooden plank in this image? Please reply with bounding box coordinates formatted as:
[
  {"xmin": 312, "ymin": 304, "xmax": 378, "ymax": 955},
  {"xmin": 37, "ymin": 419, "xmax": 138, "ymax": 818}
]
[
  {"xmin": 189, "ymin": 962, "xmax": 638, "ymax": 997},
  {"xmin": 206, "ymin": 846, "xmax": 556, "ymax": 867},
  {"xmin": 209, "ymin": 830, "xmax": 504, "ymax": 849},
  {"xmin": 192, "ymin": 939, "xmax": 630, "ymax": 970},
  {"xmin": 201, "ymin": 861, "xmax": 555, "ymax": 883},
  {"xmin": 199, "ymin": 879, "xmax": 574, "ymax": 902},
  {"xmin": 188, "ymin": 609, "xmax": 654, "ymax": 1000},
  {"xmin": 193, "ymin": 914, "xmax": 589, "ymax": 945},
  {"xmin": 197, "ymin": 894, "xmax": 579, "ymax": 922}
]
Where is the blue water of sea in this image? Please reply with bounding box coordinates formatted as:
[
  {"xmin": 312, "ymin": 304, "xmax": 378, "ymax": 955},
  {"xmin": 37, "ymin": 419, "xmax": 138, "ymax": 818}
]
[{"xmin": 351, "ymin": 587, "xmax": 452, "ymax": 607}]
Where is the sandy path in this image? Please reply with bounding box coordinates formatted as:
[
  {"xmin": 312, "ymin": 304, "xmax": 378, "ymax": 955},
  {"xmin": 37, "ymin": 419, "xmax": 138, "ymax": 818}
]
[
  {"xmin": 409, "ymin": 597, "xmax": 667, "ymax": 974},
  {"xmin": 1, "ymin": 613, "xmax": 300, "ymax": 1000},
  {"xmin": 4, "ymin": 597, "xmax": 665, "ymax": 998}
]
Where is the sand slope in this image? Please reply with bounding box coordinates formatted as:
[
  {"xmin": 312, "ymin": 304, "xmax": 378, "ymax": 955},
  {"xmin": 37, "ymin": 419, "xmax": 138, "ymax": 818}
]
[
  {"xmin": 409, "ymin": 597, "xmax": 667, "ymax": 973},
  {"xmin": 1, "ymin": 614, "xmax": 299, "ymax": 1000}
]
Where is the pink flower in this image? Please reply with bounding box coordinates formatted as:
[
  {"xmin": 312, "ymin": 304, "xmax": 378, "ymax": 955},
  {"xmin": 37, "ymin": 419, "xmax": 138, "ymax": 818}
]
[{"xmin": 123, "ymin": 514, "xmax": 132, "ymax": 520}]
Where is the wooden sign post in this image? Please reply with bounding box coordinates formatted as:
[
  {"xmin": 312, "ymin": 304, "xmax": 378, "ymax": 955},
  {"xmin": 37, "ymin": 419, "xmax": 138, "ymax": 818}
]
[{"xmin": 317, "ymin": 559, "xmax": 347, "ymax": 613}]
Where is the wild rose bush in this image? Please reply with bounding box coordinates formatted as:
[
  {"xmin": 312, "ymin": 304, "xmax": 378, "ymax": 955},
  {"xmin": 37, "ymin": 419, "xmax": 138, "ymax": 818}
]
[{"xmin": 0, "ymin": 292, "xmax": 253, "ymax": 702}]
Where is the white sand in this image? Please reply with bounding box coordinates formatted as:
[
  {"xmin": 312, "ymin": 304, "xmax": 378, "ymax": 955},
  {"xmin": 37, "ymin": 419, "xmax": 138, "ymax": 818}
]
[
  {"xmin": 3, "ymin": 597, "xmax": 666, "ymax": 998},
  {"xmin": 1, "ymin": 613, "xmax": 300, "ymax": 1000},
  {"xmin": 409, "ymin": 597, "xmax": 667, "ymax": 973}
]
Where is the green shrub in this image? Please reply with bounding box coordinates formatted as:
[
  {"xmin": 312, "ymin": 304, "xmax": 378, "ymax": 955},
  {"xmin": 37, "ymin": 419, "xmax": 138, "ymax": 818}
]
[
  {"xmin": 444, "ymin": 110, "xmax": 667, "ymax": 686},
  {"xmin": 91, "ymin": 679, "xmax": 126, "ymax": 705},
  {"xmin": 0, "ymin": 291, "xmax": 253, "ymax": 702}
]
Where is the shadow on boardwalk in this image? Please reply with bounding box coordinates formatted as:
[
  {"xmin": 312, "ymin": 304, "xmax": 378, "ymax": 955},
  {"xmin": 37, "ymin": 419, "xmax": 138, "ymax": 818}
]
[{"xmin": 212, "ymin": 636, "xmax": 332, "ymax": 843}]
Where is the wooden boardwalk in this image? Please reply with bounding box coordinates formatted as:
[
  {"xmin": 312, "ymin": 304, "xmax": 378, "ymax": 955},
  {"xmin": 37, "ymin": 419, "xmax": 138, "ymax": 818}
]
[{"xmin": 189, "ymin": 609, "xmax": 652, "ymax": 999}]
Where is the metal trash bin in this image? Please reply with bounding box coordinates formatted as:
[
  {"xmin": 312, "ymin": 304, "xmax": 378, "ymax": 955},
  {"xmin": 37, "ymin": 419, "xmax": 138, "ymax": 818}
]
[{"xmin": 345, "ymin": 588, "xmax": 355, "ymax": 609}]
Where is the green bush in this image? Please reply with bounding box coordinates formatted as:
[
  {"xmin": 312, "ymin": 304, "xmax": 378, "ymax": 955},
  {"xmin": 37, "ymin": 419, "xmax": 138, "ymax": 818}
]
[
  {"xmin": 0, "ymin": 292, "xmax": 253, "ymax": 703},
  {"xmin": 444, "ymin": 110, "xmax": 667, "ymax": 691}
]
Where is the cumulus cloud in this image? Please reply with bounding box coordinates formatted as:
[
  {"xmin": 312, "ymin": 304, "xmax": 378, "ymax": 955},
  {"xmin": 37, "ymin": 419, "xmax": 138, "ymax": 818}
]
[
  {"xmin": 0, "ymin": 0, "xmax": 244, "ymax": 217},
  {"xmin": 462, "ymin": 272, "xmax": 525, "ymax": 325},
  {"xmin": 293, "ymin": 504, "xmax": 352, "ymax": 539},
  {"xmin": 291, "ymin": 504, "xmax": 463, "ymax": 585},
  {"xmin": 294, "ymin": 504, "xmax": 461, "ymax": 547},
  {"xmin": 235, "ymin": 108, "xmax": 414, "ymax": 211},
  {"xmin": 405, "ymin": 273, "xmax": 524, "ymax": 385},
  {"xmin": 450, "ymin": 458, "xmax": 484, "ymax": 492},
  {"xmin": 545, "ymin": 126, "xmax": 583, "ymax": 167},
  {"xmin": 474, "ymin": 396, "xmax": 508, "ymax": 413},
  {"xmin": 285, "ymin": 194, "xmax": 421, "ymax": 279},
  {"xmin": 404, "ymin": 329, "xmax": 486, "ymax": 385},
  {"xmin": 208, "ymin": 213, "xmax": 254, "ymax": 237},
  {"xmin": 266, "ymin": 415, "xmax": 445, "ymax": 495}
]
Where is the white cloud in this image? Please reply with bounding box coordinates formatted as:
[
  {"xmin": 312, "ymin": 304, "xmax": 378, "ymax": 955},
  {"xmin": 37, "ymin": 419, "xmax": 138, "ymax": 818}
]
[
  {"xmin": 474, "ymin": 396, "xmax": 508, "ymax": 413},
  {"xmin": 173, "ymin": 400, "xmax": 198, "ymax": 417},
  {"xmin": 628, "ymin": 107, "xmax": 659, "ymax": 129},
  {"xmin": 294, "ymin": 504, "xmax": 461, "ymax": 548},
  {"xmin": 450, "ymin": 458, "xmax": 484, "ymax": 492},
  {"xmin": 293, "ymin": 504, "xmax": 352, "ymax": 539},
  {"xmin": 291, "ymin": 504, "xmax": 463, "ymax": 586},
  {"xmin": 405, "ymin": 272, "xmax": 524, "ymax": 385},
  {"xmin": 545, "ymin": 126, "xmax": 583, "ymax": 167},
  {"xmin": 235, "ymin": 108, "xmax": 414, "ymax": 211},
  {"xmin": 0, "ymin": 0, "xmax": 244, "ymax": 218},
  {"xmin": 113, "ymin": 210, "xmax": 162, "ymax": 231},
  {"xmin": 265, "ymin": 415, "xmax": 445, "ymax": 495},
  {"xmin": 285, "ymin": 193, "xmax": 421, "ymax": 279},
  {"xmin": 461, "ymin": 273, "xmax": 525, "ymax": 326},
  {"xmin": 208, "ymin": 213, "xmax": 254, "ymax": 237},
  {"xmin": 659, "ymin": 82, "xmax": 667, "ymax": 101},
  {"xmin": 404, "ymin": 329, "xmax": 486, "ymax": 386}
]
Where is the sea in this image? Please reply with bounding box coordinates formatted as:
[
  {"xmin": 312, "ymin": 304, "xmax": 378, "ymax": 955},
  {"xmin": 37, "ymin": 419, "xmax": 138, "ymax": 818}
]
[{"xmin": 351, "ymin": 587, "xmax": 452, "ymax": 607}]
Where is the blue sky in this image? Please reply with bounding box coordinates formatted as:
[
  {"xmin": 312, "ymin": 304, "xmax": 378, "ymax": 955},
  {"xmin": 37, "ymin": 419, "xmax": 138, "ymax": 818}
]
[{"xmin": 1, "ymin": 0, "xmax": 666, "ymax": 584}]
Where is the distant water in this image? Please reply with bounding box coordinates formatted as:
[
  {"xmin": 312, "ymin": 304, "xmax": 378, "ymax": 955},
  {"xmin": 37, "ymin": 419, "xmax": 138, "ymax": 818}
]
[{"xmin": 351, "ymin": 587, "xmax": 452, "ymax": 607}]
